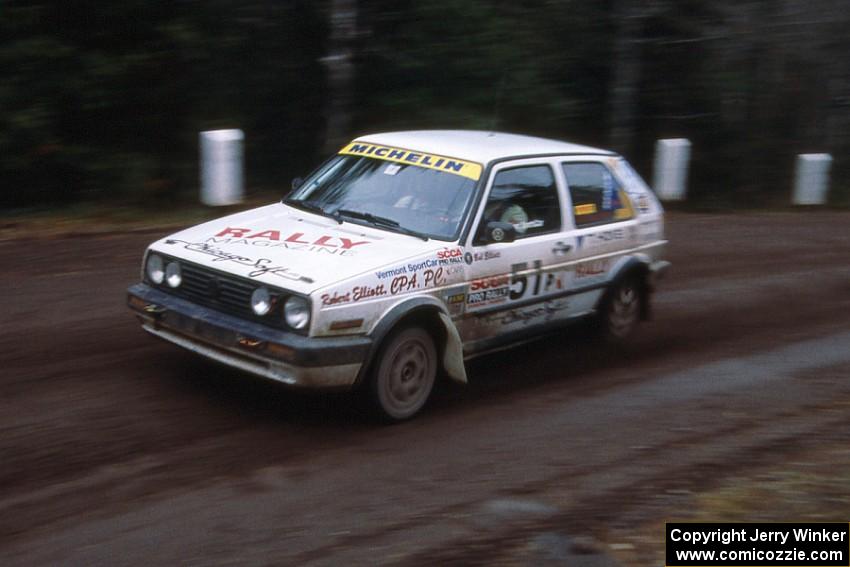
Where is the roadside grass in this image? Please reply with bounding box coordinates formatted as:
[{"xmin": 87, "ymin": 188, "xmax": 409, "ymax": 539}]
[
  {"xmin": 608, "ymin": 443, "xmax": 850, "ymax": 566},
  {"xmin": 692, "ymin": 447, "xmax": 850, "ymax": 522}
]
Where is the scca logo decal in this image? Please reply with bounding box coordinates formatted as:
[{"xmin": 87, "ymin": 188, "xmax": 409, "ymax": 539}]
[{"xmin": 437, "ymin": 248, "xmax": 462, "ymax": 259}]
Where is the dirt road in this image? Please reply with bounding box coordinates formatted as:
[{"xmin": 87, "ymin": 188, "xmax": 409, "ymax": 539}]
[{"xmin": 1, "ymin": 212, "xmax": 850, "ymax": 566}]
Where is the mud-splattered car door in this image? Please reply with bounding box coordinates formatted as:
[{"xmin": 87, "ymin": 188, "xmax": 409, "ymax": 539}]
[
  {"xmin": 459, "ymin": 159, "xmax": 576, "ymax": 352},
  {"xmin": 557, "ymin": 159, "xmax": 641, "ymax": 314}
]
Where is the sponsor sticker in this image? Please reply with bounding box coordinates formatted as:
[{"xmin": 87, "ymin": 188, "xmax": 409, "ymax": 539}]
[
  {"xmin": 467, "ymin": 275, "xmax": 511, "ymax": 307},
  {"xmin": 164, "ymin": 239, "xmax": 314, "ymax": 283},
  {"xmin": 339, "ymin": 142, "xmax": 482, "ymax": 180},
  {"xmin": 320, "ymin": 267, "xmax": 447, "ymax": 309},
  {"xmin": 576, "ymin": 228, "xmax": 627, "ymax": 250},
  {"xmin": 466, "ymin": 286, "xmax": 510, "ymax": 307},
  {"xmin": 209, "ymin": 228, "xmax": 370, "ymax": 256},
  {"xmin": 444, "ymin": 289, "xmax": 466, "ymax": 316},
  {"xmin": 575, "ymin": 258, "xmax": 609, "ymax": 279},
  {"xmin": 574, "ymin": 203, "xmax": 597, "ymax": 216},
  {"xmin": 447, "ymin": 293, "xmax": 465, "ymax": 304},
  {"xmin": 484, "ymin": 299, "xmax": 569, "ymax": 326},
  {"xmin": 436, "ymin": 247, "xmax": 464, "ymax": 262},
  {"xmin": 465, "ymin": 250, "xmax": 502, "ymax": 265}
]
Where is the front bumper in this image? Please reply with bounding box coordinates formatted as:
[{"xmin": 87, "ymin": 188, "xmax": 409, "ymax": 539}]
[{"xmin": 127, "ymin": 283, "xmax": 371, "ymax": 389}]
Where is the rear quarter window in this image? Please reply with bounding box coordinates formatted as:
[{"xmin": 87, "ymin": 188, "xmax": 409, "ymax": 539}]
[{"xmin": 563, "ymin": 162, "xmax": 634, "ymax": 228}]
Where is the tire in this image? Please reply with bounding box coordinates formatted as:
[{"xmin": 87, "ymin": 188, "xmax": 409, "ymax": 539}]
[
  {"xmin": 598, "ymin": 276, "xmax": 642, "ymax": 342},
  {"xmin": 369, "ymin": 326, "xmax": 437, "ymax": 422}
]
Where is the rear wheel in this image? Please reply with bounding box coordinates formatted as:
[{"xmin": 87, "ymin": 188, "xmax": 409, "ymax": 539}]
[
  {"xmin": 599, "ymin": 277, "xmax": 642, "ymax": 342},
  {"xmin": 369, "ymin": 326, "xmax": 437, "ymax": 422}
]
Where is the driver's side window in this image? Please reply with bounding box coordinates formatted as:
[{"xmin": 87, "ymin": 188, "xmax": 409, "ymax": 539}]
[{"xmin": 478, "ymin": 164, "xmax": 560, "ymax": 240}]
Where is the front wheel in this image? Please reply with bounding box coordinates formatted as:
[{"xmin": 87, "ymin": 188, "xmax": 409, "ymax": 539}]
[
  {"xmin": 599, "ymin": 277, "xmax": 642, "ymax": 342},
  {"xmin": 369, "ymin": 327, "xmax": 437, "ymax": 422}
]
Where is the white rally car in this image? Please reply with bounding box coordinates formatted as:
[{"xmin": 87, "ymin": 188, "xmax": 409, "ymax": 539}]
[{"xmin": 128, "ymin": 130, "xmax": 669, "ymax": 421}]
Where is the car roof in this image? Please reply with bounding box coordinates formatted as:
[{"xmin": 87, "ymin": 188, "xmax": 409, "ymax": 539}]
[{"xmin": 353, "ymin": 130, "xmax": 616, "ymax": 165}]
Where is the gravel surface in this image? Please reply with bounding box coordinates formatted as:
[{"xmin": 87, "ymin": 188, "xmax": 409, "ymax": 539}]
[{"xmin": 1, "ymin": 211, "xmax": 849, "ymax": 566}]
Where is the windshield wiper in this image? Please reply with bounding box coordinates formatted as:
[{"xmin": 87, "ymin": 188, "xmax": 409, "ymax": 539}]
[
  {"xmin": 282, "ymin": 198, "xmax": 342, "ymax": 223},
  {"xmin": 335, "ymin": 209, "xmax": 429, "ymax": 241}
]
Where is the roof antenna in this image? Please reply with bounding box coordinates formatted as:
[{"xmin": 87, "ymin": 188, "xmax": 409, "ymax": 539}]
[{"xmin": 488, "ymin": 73, "xmax": 507, "ymax": 136}]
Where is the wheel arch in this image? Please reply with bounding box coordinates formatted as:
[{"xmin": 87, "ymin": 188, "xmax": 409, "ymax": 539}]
[
  {"xmin": 356, "ymin": 297, "xmax": 467, "ymax": 387},
  {"xmin": 602, "ymin": 255, "xmax": 652, "ymax": 320}
]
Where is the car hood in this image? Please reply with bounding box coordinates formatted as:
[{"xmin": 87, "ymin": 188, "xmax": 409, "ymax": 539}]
[{"xmin": 148, "ymin": 203, "xmax": 454, "ymax": 295}]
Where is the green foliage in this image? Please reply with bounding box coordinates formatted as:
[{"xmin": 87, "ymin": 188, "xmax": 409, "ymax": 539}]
[
  {"xmin": 354, "ymin": 0, "xmax": 611, "ymax": 142},
  {"xmin": 1, "ymin": 0, "xmax": 847, "ymax": 209},
  {"xmin": 0, "ymin": 0, "xmax": 325, "ymax": 208}
]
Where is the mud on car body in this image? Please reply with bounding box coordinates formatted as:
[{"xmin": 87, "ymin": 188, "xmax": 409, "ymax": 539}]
[{"xmin": 128, "ymin": 130, "xmax": 670, "ymax": 421}]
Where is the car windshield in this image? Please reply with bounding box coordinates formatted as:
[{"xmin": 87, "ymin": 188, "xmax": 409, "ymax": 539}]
[{"xmin": 286, "ymin": 153, "xmax": 479, "ymax": 240}]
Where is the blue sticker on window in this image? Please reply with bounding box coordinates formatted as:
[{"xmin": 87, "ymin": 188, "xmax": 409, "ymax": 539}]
[{"xmin": 602, "ymin": 170, "xmax": 614, "ymax": 211}]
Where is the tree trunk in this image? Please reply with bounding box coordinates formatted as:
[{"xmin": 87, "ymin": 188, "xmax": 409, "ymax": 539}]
[
  {"xmin": 608, "ymin": 0, "xmax": 643, "ymax": 156},
  {"xmin": 322, "ymin": 0, "xmax": 357, "ymax": 154}
]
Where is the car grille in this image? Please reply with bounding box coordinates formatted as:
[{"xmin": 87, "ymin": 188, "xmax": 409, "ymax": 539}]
[
  {"xmin": 180, "ymin": 262, "xmax": 252, "ymax": 309},
  {"xmin": 158, "ymin": 260, "xmax": 286, "ymax": 329}
]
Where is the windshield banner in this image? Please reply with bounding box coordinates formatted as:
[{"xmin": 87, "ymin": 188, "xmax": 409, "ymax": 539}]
[{"xmin": 340, "ymin": 142, "xmax": 482, "ymax": 181}]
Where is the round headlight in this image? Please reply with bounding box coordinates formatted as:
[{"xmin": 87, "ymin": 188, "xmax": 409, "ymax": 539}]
[
  {"xmin": 165, "ymin": 262, "xmax": 182, "ymax": 288},
  {"xmin": 284, "ymin": 296, "xmax": 310, "ymax": 330},
  {"xmin": 146, "ymin": 254, "xmax": 165, "ymax": 284},
  {"xmin": 251, "ymin": 287, "xmax": 272, "ymax": 316}
]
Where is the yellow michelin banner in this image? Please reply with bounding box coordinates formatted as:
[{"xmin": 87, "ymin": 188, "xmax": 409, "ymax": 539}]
[{"xmin": 340, "ymin": 142, "xmax": 482, "ymax": 180}]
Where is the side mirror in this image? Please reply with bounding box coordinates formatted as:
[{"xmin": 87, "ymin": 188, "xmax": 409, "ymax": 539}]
[
  {"xmin": 291, "ymin": 177, "xmax": 304, "ymax": 191},
  {"xmin": 483, "ymin": 221, "xmax": 516, "ymax": 244}
]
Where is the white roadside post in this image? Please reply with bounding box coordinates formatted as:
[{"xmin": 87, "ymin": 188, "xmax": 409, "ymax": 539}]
[
  {"xmin": 200, "ymin": 129, "xmax": 244, "ymax": 206},
  {"xmin": 793, "ymin": 154, "xmax": 832, "ymax": 205},
  {"xmin": 652, "ymin": 138, "xmax": 691, "ymax": 202}
]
